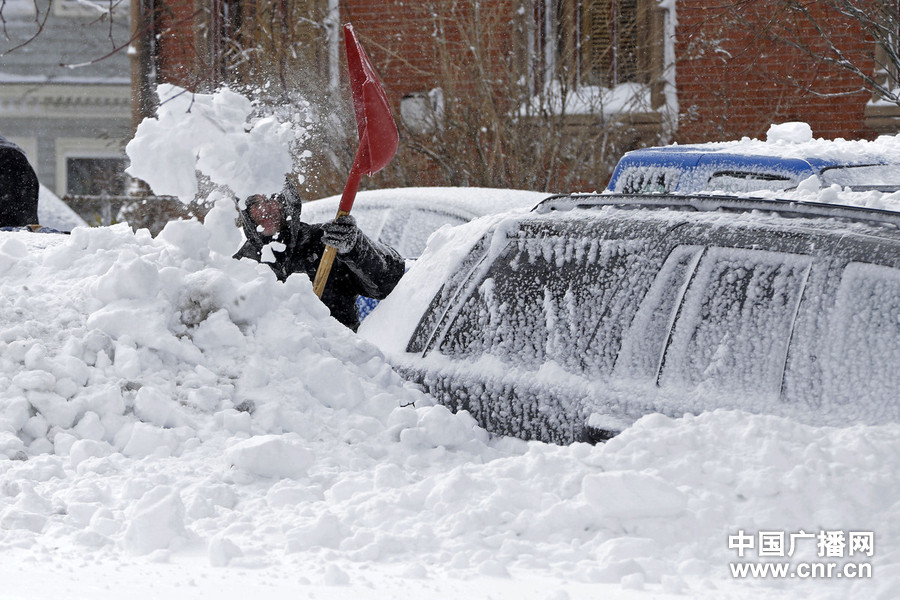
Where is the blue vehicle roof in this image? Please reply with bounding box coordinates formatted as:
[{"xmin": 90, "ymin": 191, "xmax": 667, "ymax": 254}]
[{"xmin": 606, "ymin": 143, "xmax": 894, "ymax": 193}]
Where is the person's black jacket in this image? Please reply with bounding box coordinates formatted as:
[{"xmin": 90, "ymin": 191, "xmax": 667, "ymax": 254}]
[
  {"xmin": 233, "ymin": 190, "xmax": 405, "ymax": 331},
  {"xmin": 0, "ymin": 135, "xmax": 39, "ymax": 227}
]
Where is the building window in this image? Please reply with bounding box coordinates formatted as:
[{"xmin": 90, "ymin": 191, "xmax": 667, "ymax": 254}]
[
  {"xmin": 56, "ymin": 138, "xmax": 128, "ymax": 197},
  {"xmin": 65, "ymin": 158, "xmax": 128, "ymax": 196},
  {"xmin": 538, "ymin": 0, "xmax": 662, "ymax": 88},
  {"xmin": 198, "ymin": 0, "xmax": 333, "ymax": 91}
]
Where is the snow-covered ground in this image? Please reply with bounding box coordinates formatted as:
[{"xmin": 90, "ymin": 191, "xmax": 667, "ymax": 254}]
[{"xmin": 1, "ymin": 86, "xmax": 896, "ymax": 599}]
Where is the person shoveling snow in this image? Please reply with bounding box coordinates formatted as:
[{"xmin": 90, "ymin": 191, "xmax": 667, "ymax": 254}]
[{"xmin": 233, "ymin": 181, "xmax": 404, "ymax": 331}]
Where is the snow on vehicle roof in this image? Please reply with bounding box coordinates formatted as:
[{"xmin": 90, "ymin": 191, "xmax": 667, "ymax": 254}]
[
  {"xmin": 303, "ymin": 187, "xmax": 549, "ymax": 221},
  {"xmin": 629, "ymin": 122, "xmax": 900, "ymax": 165}
]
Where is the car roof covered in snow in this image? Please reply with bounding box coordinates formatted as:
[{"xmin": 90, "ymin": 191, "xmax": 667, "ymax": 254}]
[
  {"xmin": 607, "ymin": 125, "xmax": 900, "ymax": 193},
  {"xmin": 303, "ymin": 187, "xmax": 549, "ymax": 222}
]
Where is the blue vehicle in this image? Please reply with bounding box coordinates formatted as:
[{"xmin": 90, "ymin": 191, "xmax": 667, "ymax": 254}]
[{"xmin": 607, "ymin": 140, "xmax": 900, "ymax": 195}]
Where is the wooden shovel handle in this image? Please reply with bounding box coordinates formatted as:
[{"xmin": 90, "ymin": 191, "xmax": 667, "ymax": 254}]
[{"xmin": 312, "ymin": 209, "xmax": 350, "ymax": 298}]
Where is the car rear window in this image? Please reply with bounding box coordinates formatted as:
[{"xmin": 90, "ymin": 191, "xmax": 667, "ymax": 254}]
[
  {"xmin": 705, "ymin": 172, "xmax": 793, "ymax": 193},
  {"xmin": 399, "ymin": 209, "xmax": 468, "ymax": 258},
  {"xmin": 433, "ymin": 231, "xmax": 664, "ymax": 377},
  {"xmin": 615, "ymin": 166, "xmax": 682, "ymax": 193}
]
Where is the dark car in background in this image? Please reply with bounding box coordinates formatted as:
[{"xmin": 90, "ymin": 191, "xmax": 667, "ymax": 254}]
[
  {"xmin": 303, "ymin": 187, "xmax": 547, "ymax": 259},
  {"xmin": 304, "ymin": 187, "xmax": 547, "ymax": 320},
  {"xmin": 361, "ymin": 193, "xmax": 900, "ymax": 444}
]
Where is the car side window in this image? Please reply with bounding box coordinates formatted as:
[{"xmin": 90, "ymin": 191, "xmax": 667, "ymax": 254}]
[
  {"xmin": 659, "ymin": 247, "xmax": 812, "ymax": 398},
  {"xmin": 435, "ymin": 233, "xmax": 661, "ymax": 377},
  {"xmin": 614, "ymin": 245, "xmax": 704, "ymax": 380},
  {"xmin": 824, "ymin": 262, "xmax": 900, "ymax": 408}
]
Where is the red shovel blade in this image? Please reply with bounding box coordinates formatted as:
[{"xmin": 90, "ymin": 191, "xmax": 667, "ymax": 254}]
[
  {"xmin": 344, "ymin": 23, "xmax": 399, "ymax": 179},
  {"xmin": 313, "ymin": 24, "xmax": 399, "ymax": 298}
]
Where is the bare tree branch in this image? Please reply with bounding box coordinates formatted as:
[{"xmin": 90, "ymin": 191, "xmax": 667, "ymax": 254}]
[{"xmin": 0, "ymin": 0, "xmax": 52, "ymax": 57}]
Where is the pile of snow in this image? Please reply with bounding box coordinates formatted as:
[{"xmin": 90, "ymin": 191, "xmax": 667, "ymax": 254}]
[
  {"xmin": 1, "ymin": 88, "xmax": 894, "ymax": 598},
  {"xmin": 770, "ymin": 179, "xmax": 900, "ymax": 211},
  {"xmin": 0, "ymin": 221, "xmax": 896, "ymax": 598},
  {"xmin": 765, "ymin": 121, "xmax": 814, "ymax": 144}
]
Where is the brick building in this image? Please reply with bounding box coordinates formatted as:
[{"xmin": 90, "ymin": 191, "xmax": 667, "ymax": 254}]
[
  {"xmin": 674, "ymin": 0, "xmax": 900, "ymax": 141},
  {"xmin": 139, "ymin": 0, "xmax": 900, "ymax": 191}
]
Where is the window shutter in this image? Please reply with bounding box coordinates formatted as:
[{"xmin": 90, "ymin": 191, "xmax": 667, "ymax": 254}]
[
  {"xmin": 582, "ymin": 0, "xmax": 613, "ymax": 85},
  {"xmin": 580, "ymin": 0, "xmax": 644, "ymax": 86}
]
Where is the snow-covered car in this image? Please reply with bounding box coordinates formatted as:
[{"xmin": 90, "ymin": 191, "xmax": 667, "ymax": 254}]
[
  {"xmin": 302, "ymin": 187, "xmax": 549, "ymax": 259},
  {"xmin": 360, "ymin": 193, "xmax": 900, "ymax": 444},
  {"xmin": 38, "ymin": 185, "xmax": 88, "ymax": 231},
  {"xmin": 304, "ymin": 187, "xmax": 548, "ymax": 319},
  {"xmin": 607, "ymin": 125, "xmax": 900, "ymax": 195}
]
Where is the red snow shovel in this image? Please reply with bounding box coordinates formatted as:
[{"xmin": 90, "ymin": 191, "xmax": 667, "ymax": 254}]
[{"xmin": 312, "ymin": 23, "xmax": 399, "ymax": 298}]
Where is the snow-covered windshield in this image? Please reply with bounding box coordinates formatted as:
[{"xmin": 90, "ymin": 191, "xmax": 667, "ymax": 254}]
[{"xmin": 399, "ymin": 209, "xmax": 468, "ymax": 256}]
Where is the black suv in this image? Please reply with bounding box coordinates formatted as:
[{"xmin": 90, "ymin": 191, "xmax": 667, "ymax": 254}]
[{"xmin": 360, "ymin": 194, "xmax": 900, "ymax": 444}]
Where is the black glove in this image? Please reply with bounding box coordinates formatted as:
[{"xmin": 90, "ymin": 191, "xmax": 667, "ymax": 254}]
[{"xmin": 321, "ymin": 214, "xmax": 360, "ymax": 254}]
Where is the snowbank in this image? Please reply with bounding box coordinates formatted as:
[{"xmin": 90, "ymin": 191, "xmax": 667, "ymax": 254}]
[{"xmin": 0, "ymin": 196, "xmax": 894, "ymax": 599}]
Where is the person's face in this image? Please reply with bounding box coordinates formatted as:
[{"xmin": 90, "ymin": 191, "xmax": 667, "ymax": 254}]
[{"xmin": 247, "ymin": 195, "xmax": 284, "ymax": 237}]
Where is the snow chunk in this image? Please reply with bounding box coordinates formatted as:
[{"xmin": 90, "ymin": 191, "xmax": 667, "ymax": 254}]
[
  {"xmin": 123, "ymin": 486, "xmax": 187, "ymax": 555},
  {"xmin": 92, "ymin": 256, "xmax": 161, "ymax": 302},
  {"xmin": 1, "ymin": 508, "xmax": 47, "ymax": 533},
  {"xmin": 203, "ymin": 194, "xmax": 244, "ymax": 256},
  {"xmin": 303, "ymin": 357, "xmax": 365, "ymax": 410},
  {"xmin": 69, "ymin": 439, "xmax": 112, "ymax": 468},
  {"xmin": 125, "ymin": 84, "xmax": 298, "ymax": 202},
  {"xmin": 766, "ymin": 121, "xmax": 814, "ymax": 144},
  {"xmin": 225, "ymin": 434, "xmax": 315, "ymax": 479},
  {"xmin": 208, "ymin": 534, "xmax": 244, "ymax": 567},
  {"xmin": 400, "ymin": 405, "xmax": 489, "ymax": 450},
  {"xmin": 192, "ymin": 309, "xmax": 245, "ymax": 350},
  {"xmin": 582, "ymin": 471, "xmax": 687, "ymax": 519}
]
